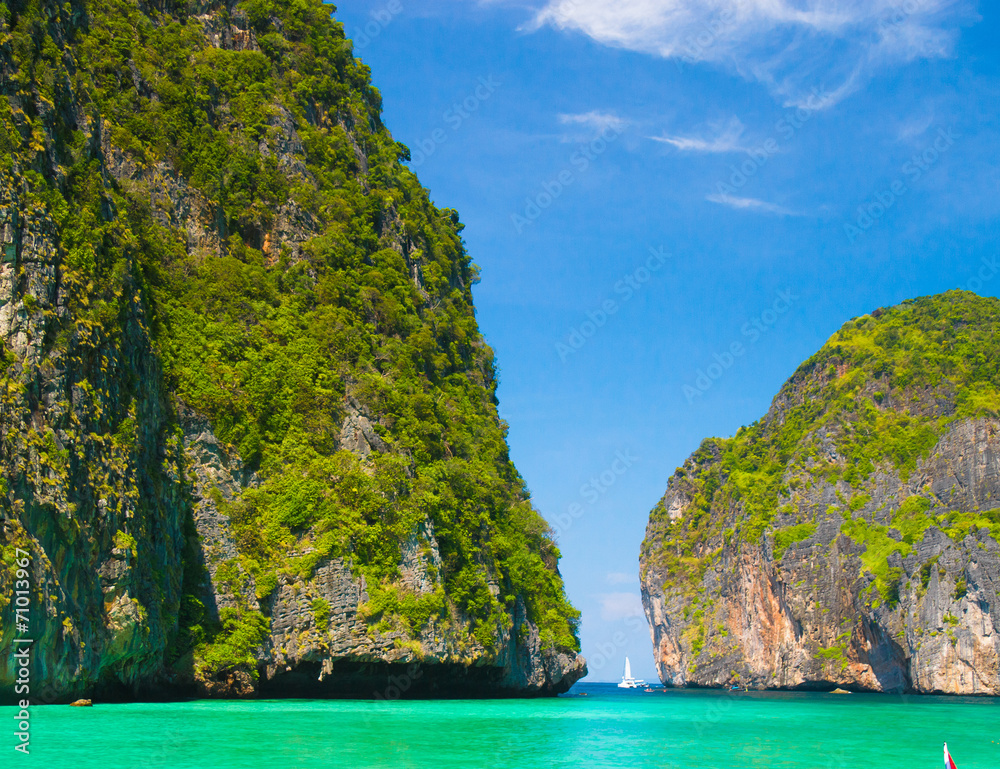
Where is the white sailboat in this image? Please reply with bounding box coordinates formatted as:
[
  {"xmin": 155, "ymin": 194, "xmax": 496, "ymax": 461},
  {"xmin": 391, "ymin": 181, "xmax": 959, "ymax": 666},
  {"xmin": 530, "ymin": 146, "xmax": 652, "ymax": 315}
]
[{"xmin": 617, "ymin": 656, "xmax": 645, "ymax": 689}]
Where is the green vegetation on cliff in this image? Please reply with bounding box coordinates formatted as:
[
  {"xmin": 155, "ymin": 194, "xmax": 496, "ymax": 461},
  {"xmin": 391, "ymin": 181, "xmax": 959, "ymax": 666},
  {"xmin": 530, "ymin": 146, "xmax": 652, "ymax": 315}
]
[
  {"xmin": 0, "ymin": 0, "xmax": 579, "ymax": 690},
  {"xmin": 644, "ymin": 292, "xmax": 1000, "ymax": 607}
]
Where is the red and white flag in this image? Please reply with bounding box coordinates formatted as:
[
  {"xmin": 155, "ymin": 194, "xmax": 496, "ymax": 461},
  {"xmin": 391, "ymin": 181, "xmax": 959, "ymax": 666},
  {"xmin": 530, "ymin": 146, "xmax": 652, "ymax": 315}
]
[{"xmin": 944, "ymin": 743, "xmax": 958, "ymax": 769}]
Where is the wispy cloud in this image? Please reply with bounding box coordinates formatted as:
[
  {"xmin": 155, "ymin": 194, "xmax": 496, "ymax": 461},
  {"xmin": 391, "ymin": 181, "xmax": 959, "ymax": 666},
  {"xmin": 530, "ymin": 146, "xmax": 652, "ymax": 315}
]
[
  {"xmin": 597, "ymin": 592, "xmax": 645, "ymax": 621},
  {"xmin": 522, "ymin": 0, "xmax": 978, "ymax": 107},
  {"xmin": 606, "ymin": 571, "xmax": 636, "ymax": 585},
  {"xmin": 706, "ymin": 192, "xmax": 800, "ymax": 216},
  {"xmin": 896, "ymin": 112, "xmax": 936, "ymax": 142},
  {"xmin": 651, "ymin": 116, "xmax": 745, "ymax": 152},
  {"xmin": 559, "ymin": 110, "xmax": 630, "ymax": 134}
]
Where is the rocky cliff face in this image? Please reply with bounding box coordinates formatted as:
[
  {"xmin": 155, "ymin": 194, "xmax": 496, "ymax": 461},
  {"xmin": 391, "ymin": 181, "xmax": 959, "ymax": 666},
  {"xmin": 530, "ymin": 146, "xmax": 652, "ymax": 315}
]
[
  {"xmin": 640, "ymin": 294, "xmax": 1000, "ymax": 695},
  {"xmin": 0, "ymin": 0, "xmax": 583, "ymax": 702}
]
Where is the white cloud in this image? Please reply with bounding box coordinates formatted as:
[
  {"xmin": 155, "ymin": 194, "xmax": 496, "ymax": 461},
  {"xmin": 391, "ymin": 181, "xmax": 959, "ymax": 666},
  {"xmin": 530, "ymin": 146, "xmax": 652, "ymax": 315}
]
[
  {"xmin": 597, "ymin": 592, "xmax": 645, "ymax": 621},
  {"xmin": 651, "ymin": 116, "xmax": 745, "ymax": 152},
  {"xmin": 558, "ymin": 110, "xmax": 630, "ymax": 134},
  {"xmin": 706, "ymin": 192, "xmax": 800, "ymax": 215},
  {"xmin": 524, "ymin": 0, "xmax": 978, "ymax": 107}
]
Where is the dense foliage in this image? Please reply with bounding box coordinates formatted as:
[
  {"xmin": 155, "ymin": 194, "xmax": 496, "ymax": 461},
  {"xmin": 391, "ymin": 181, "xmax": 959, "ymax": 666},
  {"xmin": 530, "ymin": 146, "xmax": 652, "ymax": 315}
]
[
  {"xmin": 0, "ymin": 0, "xmax": 579, "ymax": 678},
  {"xmin": 645, "ymin": 292, "xmax": 1000, "ymax": 607}
]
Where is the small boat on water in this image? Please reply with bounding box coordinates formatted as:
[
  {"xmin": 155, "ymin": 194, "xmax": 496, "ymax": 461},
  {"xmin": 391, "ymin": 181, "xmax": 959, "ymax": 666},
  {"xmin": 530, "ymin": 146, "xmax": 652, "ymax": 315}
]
[{"xmin": 617, "ymin": 657, "xmax": 646, "ymax": 689}]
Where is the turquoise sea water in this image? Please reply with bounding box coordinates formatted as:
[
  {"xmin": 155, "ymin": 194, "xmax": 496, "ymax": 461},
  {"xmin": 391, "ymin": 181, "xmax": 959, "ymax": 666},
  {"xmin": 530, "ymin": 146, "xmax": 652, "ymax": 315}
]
[{"xmin": 3, "ymin": 684, "xmax": 998, "ymax": 768}]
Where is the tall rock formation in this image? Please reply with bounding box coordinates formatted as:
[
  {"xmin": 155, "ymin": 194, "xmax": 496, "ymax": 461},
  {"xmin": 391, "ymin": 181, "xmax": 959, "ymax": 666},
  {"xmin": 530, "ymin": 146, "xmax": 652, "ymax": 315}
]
[
  {"xmin": 0, "ymin": 0, "xmax": 584, "ymax": 702},
  {"xmin": 640, "ymin": 292, "xmax": 1000, "ymax": 695}
]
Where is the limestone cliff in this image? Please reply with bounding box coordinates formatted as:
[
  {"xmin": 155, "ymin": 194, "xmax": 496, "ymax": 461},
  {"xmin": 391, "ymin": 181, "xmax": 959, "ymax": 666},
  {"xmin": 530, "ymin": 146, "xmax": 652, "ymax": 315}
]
[
  {"xmin": 640, "ymin": 293, "xmax": 1000, "ymax": 695},
  {"xmin": 0, "ymin": 0, "xmax": 584, "ymax": 702}
]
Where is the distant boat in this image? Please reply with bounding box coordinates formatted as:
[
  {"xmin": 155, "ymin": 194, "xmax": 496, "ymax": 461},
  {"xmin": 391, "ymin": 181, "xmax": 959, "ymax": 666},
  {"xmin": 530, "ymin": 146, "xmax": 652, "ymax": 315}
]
[{"xmin": 617, "ymin": 657, "xmax": 646, "ymax": 689}]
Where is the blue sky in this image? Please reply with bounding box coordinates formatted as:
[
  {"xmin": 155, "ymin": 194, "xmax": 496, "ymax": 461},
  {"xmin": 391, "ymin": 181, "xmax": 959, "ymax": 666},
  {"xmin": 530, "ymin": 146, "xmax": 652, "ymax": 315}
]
[{"xmin": 331, "ymin": 0, "xmax": 1000, "ymax": 682}]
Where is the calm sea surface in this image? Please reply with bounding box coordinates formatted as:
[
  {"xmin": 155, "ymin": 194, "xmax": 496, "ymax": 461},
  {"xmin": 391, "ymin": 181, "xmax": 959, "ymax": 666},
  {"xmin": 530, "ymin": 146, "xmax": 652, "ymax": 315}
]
[{"xmin": 3, "ymin": 683, "xmax": 997, "ymax": 767}]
